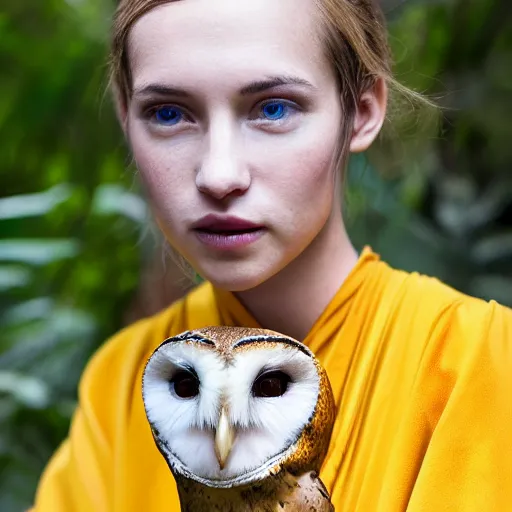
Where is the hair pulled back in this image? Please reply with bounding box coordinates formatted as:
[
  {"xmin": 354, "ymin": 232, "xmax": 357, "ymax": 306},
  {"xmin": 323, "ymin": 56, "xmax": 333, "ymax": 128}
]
[{"xmin": 111, "ymin": 0, "xmax": 404, "ymax": 108}]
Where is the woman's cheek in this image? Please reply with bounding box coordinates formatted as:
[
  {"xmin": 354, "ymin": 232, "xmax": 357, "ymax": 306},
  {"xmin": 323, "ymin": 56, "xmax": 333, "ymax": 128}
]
[
  {"xmin": 131, "ymin": 133, "xmax": 196, "ymax": 202},
  {"xmin": 275, "ymin": 137, "xmax": 338, "ymax": 201}
]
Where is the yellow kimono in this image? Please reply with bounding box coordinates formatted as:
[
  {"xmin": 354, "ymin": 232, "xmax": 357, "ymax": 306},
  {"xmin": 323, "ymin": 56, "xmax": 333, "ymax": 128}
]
[{"xmin": 32, "ymin": 248, "xmax": 512, "ymax": 511}]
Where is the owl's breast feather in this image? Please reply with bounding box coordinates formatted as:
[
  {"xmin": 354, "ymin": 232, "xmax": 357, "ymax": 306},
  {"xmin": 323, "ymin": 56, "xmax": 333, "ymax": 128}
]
[{"xmin": 175, "ymin": 470, "xmax": 334, "ymax": 511}]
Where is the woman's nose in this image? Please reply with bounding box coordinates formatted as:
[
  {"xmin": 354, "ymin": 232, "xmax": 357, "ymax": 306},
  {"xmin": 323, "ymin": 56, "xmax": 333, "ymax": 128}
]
[{"xmin": 195, "ymin": 122, "xmax": 251, "ymax": 200}]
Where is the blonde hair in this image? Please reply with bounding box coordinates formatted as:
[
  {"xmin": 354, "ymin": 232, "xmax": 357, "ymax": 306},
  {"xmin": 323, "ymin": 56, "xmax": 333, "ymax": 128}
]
[
  {"xmin": 110, "ymin": 1, "xmax": 167, "ymax": 111},
  {"xmin": 112, "ymin": 1, "xmax": 427, "ymax": 107}
]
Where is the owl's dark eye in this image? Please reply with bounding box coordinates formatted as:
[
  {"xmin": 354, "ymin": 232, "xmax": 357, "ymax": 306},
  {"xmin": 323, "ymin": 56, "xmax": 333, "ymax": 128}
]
[
  {"xmin": 252, "ymin": 371, "xmax": 291, "ymax": 398},
  {"xmin": 171, "ymin": 370, "xmax": 200, "ymax": 399}
]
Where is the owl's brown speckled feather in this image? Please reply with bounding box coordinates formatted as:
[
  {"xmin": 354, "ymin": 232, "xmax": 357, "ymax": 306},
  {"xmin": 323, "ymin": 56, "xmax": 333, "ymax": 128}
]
[{"xmin": 176, "ymin": 470, "xmax": 334, "ymax": 511}]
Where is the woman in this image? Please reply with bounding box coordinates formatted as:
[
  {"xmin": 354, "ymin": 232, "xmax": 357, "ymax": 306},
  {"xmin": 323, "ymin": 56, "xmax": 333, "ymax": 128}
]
[{"xmin": 32, "ymin": 0, "xmax": 512, "ymax": 510}]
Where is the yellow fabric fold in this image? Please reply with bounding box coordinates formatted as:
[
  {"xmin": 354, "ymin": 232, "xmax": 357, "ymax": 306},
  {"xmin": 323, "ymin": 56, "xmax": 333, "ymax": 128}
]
[{"xmin": 32, "ymin": 248, "xmax": 512, "ymax": 511}]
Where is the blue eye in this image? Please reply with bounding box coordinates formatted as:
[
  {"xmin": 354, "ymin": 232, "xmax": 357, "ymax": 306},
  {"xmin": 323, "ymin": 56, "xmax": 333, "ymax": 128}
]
[
  {"xmin": 261, "ymin": 102, "xmax": 287, "ymax": 121},
  {"xmin": 154, "ymin": 106, "xmax": 183, "ymax": 125}
]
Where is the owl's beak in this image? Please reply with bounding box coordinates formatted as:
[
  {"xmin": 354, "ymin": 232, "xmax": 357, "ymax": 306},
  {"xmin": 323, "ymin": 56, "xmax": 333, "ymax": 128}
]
[{"xmin": 214, "ymin": 406, "xmax": 235, "ymax": 470}]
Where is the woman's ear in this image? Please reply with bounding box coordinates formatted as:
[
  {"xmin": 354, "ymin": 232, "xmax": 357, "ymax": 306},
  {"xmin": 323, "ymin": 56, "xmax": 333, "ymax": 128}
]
[{"xmin": 349, "ymin": 77, "xmax": 387, "ymax": 153}]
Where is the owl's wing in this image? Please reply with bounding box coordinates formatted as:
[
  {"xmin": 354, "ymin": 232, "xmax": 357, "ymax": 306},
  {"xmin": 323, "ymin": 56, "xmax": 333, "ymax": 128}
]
[{"xmin": 275, "ymin": 471, "xmax": 334, "ymax": 512}]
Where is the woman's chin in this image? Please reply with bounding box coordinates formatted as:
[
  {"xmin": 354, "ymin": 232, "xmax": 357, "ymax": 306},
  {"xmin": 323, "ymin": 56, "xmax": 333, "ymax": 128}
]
[
  {"xmin": 204, "ymin": 273, "xmax": 266, "ymax": 293},
  {"xmin": 196, "ymin": 260, "xmax": 279, "ymax": 292}
]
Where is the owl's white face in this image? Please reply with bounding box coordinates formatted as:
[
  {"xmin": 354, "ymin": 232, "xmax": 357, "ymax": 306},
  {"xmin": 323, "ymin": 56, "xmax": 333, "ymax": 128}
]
[{"xmin": 143, "ymin": 334, "xmax": 320, "ymax": 486}]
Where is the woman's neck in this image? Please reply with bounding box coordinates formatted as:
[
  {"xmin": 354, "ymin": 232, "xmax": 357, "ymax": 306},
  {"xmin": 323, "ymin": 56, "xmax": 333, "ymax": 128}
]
[{"xmin": 235, "ymin": 215, "xmax": 357, "ymax": 341}]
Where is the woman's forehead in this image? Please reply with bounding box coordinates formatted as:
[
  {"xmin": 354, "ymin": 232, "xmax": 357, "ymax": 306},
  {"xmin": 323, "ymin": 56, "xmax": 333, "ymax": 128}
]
[{"xmin": 127, "ymin": 0, "xmax": 332, "ymax": 93}]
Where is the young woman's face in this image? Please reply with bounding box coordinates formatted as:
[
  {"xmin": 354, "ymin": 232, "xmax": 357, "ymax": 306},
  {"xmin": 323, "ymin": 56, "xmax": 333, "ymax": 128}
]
[{"xmin": 126, "ymin": 0, "xmax": 345, "ymax": 291}]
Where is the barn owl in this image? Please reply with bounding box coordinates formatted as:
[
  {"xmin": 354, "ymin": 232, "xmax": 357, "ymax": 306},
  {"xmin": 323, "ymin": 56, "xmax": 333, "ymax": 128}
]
[{"xmin": 142, "ymin": 326, "xmax": 335, "ymax": 511}]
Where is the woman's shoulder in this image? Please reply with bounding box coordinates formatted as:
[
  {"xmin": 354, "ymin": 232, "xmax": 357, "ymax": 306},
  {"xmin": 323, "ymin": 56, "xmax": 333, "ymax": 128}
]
[
  {"xmin": 381, "ymin": 260, "xmax": 511, "ymax": 327},
  {"xmin": 379, "ymin": 261, "xmax": 511, "ymax": 367},
  {"xmin": 356, "ymin": 248, "xmax": 508, "ymax": 333},
  {"xmin": 358, "ymin": 256, "xmax": 512, "ymax": 381}
]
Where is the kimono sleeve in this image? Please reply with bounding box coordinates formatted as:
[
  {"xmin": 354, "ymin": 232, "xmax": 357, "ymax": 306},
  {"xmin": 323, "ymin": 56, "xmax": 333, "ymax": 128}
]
[{"xmin": 408, "ymin": 299, "xmax": 512, "ymax": 511}]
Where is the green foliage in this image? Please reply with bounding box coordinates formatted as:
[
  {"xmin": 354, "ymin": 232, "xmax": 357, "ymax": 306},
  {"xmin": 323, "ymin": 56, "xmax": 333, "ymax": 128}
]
[
  {"xmin": 348, "ymin": 0, "xmax": 512, "ymax": 306},
  {"xmin": 0, "ymin": 0, "xmax": 510, "ymax": 510},
  {"xmin": 0, "ymin": 1, "xmax": 145, "ymax": 509}
]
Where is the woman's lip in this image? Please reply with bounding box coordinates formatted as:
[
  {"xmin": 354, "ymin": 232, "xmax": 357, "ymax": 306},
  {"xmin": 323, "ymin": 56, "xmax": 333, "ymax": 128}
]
[
  {"xmin": 194, "ymin": 228, "xmax": 265, "ymax": 250},
  {"xmin": 191, "ymin": 214, "xmax": 263, "ymax": 232}
]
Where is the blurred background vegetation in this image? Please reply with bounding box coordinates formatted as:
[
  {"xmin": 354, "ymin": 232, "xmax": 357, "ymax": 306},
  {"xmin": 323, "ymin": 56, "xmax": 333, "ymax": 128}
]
[{"xmin": 0, "ymin": 0, "xmax": 510, "ymax": 509}]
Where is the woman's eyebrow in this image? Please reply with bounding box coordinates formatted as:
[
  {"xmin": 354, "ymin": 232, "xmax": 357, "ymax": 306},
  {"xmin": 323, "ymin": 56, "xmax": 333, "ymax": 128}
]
[
  {"xmin": 239, "ymin": 75, "xmax": 317, "ymax": 95},
  {"xmin": 133, "ymin": 84, "xmax": 191, "ymax": 98},
  {"xmin": 133, "ymin": 75, "xmax": 316, "ymax": 99}
]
